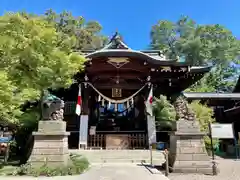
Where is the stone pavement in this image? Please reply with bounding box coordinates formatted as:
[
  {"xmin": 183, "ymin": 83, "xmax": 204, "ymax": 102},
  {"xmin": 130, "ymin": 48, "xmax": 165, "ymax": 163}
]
[
  {"xmin": 169, "ymin": 158, "xmax": 240, "ymax": 180},
  {"xmin": 0, "ymin": 163, "xmax": 169, "ymax": 180},
  {"xmin": 79, "ymin": 163, "xmax": 169, "ymax": 180}
]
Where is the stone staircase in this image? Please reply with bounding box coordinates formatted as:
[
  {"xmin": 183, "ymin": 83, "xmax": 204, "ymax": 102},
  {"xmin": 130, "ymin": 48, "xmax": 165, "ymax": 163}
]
[{"xmin": 69, "ymin": 149, "xmax": 166, "ymax": 165}]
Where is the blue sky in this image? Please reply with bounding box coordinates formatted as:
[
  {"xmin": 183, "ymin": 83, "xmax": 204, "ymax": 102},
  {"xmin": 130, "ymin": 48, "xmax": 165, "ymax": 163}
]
[{"xmin": 0, "ymin": 0, "xmax": 240, "ymax": 50}]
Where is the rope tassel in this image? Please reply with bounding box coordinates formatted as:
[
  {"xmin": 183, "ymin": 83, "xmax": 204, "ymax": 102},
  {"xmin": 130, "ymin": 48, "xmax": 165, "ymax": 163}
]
[
  {"xmin": 98, "ymin": 95, "xmax": 101, "ymax": 102},
  {"xmin": 102, "ymin": 99, "xmax": 104, "ymax": 107}
]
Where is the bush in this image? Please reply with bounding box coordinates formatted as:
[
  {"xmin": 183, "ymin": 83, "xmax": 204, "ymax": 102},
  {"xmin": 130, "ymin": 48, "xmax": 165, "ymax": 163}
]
[
  {"xmin": 153, "ymin": 95, "xmax": 176, "ymax": 130},
  {"xmin": 0, "ymin": 154, "xmax": 89, "ymax": 177},
  {"xmin": 189, "ymin": 101, "xmax": 219, "ymax": 151}
]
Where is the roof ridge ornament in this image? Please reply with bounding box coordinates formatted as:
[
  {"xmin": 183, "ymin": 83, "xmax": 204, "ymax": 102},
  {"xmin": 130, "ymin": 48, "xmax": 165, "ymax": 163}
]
[
  {"xmin": 107, "ymin": 57, "xmax": 130, "ymax": 69},
  {"xmin": 101, "ymin": 31, "xmax": 131, "ymax": 50}
]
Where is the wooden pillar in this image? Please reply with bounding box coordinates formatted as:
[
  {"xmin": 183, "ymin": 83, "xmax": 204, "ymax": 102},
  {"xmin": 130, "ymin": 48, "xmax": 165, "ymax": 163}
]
[{"xmin": 79, "ymin": 83, "xmax": 89, "ymax": 149}]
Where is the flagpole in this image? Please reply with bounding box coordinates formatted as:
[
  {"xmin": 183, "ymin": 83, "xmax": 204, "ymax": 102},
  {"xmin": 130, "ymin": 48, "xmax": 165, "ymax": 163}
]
[{"xmin": 77, "ymin": 83, "xmax": 82, "ymax": 149}]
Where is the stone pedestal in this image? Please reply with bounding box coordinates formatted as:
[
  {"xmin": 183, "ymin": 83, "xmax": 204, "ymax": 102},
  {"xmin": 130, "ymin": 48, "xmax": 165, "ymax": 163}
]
[
  {"xmin": 29, "ymin": 121, "xmax": 70, "ymax": 167},
  {"xmin": 170, "ymin": 120, "xmax": 213, "ymax": 174}
]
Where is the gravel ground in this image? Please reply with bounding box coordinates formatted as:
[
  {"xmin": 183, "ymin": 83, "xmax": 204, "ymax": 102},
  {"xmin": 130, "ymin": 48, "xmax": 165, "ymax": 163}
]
[{"xmin": 169, "ymin": 158, "xmax": 240, "ymax": 180}]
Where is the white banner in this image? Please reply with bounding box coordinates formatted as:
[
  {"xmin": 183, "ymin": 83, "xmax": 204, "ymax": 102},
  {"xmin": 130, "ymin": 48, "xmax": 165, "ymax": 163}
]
[
  {"xmin": 211, "ymin": 123, "xmax": 234, "ymax": 139},
  {"xmin": 79, "ymin": 115, "xmax": 89, "ymax": 146},
  {"xmin": 147, "ymin": 115, "xmax": 157, "ymax": 145}
]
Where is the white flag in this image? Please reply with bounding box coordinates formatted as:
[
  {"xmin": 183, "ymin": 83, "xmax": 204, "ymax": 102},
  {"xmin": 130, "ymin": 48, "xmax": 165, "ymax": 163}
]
[
  {"xmin": 76, "ymin": 85, "xmax": 81, "ymax": 116},
  {"xmin": 145, "ymin": 86, "xmax": 153, "ymax": 116}
]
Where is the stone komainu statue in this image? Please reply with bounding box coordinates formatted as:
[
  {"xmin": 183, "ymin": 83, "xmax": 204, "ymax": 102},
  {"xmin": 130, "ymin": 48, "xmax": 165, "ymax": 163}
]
[
  {"xmin": 173, "ymin": 95, "xmax": 196, "ymax": 121},
  {"xmin": 41, "ymin": 92, "xmax": 64, "ymax": 121}
]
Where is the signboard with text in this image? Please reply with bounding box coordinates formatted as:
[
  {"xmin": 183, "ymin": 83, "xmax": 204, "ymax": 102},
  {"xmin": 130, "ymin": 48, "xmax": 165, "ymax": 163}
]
[{"xmin": 211, "ymin": 123, "xmax": 234, "ymax": 139}]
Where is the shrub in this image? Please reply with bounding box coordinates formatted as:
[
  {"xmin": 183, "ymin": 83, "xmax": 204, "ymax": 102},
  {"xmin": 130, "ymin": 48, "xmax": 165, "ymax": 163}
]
[
  {"xmin": 0, "ymin": 154, "xmax": 89, "ymax": 177},
  {"xmin": 153, "ymin": 95, "xmax": 176, "ymax": 130},
  {"xmin": 189, "ymin": 101, "xmax": 219, "ymax": 151}
]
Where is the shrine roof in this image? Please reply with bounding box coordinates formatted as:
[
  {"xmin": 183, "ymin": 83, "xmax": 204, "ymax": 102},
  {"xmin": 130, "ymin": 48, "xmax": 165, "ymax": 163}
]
[
  {"xmin": 188, "ymin": 66, "xmax": 212, "ymax": 73},
  {"xmin": 81, "ymin": 32, "xmax": 213, "ymax": 77},
  {"xmin": 224, "ymin": 105, "xmax": 240, "ymax": 116},
  {"xmin": 85, "ymin": 49, "xmax": 189, "ymax": 66},
  {"xmin": 183, "ymin": 92, "xmax": 240, "ymax": 100},
  {"xmin": 82, "ymin": 32, "xmax": 187, "ymax": 65}
]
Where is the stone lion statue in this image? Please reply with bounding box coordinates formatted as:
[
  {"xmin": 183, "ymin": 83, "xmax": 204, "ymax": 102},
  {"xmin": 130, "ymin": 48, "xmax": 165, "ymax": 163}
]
[{"xmin": 41, "ymin": 91, "xmax": 64, "ymax": 121}]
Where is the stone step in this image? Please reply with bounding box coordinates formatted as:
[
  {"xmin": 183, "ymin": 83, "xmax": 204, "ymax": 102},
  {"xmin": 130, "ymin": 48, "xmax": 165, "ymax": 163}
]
[{"xmin": 70, "ymin": 150, "xmax": 166, "ymax": 166}]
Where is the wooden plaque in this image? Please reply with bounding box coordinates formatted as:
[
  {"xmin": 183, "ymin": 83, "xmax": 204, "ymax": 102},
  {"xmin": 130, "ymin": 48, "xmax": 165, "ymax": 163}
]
[
  {"xmin": 106, "ymin": 134, "xmax": 129, "ymax": 149},
  {"xmin": 112, "ymin": 88, "xmax": 122, "ymax": 97}
]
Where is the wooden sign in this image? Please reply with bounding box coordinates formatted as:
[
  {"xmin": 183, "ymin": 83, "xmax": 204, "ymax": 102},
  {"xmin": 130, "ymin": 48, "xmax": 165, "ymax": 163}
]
[
  {"xmin": 106, "ymin": 134, "xmax": 129, "ymax": 149},
  {"xmin": 112, "ymin": 88, "xmax": 122, "ymax": 97}
]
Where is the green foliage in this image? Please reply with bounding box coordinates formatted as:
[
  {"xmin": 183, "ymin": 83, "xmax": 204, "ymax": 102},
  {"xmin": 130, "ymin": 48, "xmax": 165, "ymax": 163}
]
[
  {"xmin": 0, "ymin": 154, "xmax": 89, "ymax": 177},
  {"xmin": 0, "ymin": 12, "xmax": 86, "ymax": 125},
  {"xmin": 189, "ymin": 101, "xmax": 219, "ymax": 150},
  {"xmin": 153, "ymin": 95, "xmax": 176, "ymax": 130},
  {"xmin": 44, "ymin": 9, "xmax": 108, "ymax": 50},
  {"xmin": 186, "ymin": 64, "xmax": 239, "ymax": 92},
  {"xmin": 0, "ymin": 12, "xmax": 90, "ymax": 163},
  {"xmin": 150, "ymin": 16, "xmax": 240, "ymax": 65}
]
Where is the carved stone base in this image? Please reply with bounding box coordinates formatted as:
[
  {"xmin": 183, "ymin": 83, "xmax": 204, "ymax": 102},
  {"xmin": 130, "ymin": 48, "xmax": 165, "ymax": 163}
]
[
  {"xmin": 29, "ymin": 121, "xmax": 70, "ymax": 167},
  {"xmin": 170, "ymin": 120, "xmax": 213, "ymax": 174}
]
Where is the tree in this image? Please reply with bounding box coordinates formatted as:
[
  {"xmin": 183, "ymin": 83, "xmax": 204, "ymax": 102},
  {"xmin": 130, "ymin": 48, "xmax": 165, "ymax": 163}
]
[
  {"xmin": 153, "ymin": 95, "xmax": 176, "ymax": 130},
  {"xmin": 0, "ymin": 12, "xmax": 85, "ymax": 124},
  {"xmin": 150, "ymin": 16, "xmax": 240, "ymax": 92},
  {"xmin": 189, "ymin": 101, "xmax": 218, "ymax": 151},
  {"xmin": 0, "ymin": 12, "xmax": 87, "ymax": 164},
  {"xmin": 44, "ymin": 9, "xmax": 108, "ymax": 51},
  {"xmin": 186, "ymin": 64, "xmax": 240, "ymax": 92},
  {"xmin": 150, "ymin": 16, "xmax": 240, "ymax": 65}
]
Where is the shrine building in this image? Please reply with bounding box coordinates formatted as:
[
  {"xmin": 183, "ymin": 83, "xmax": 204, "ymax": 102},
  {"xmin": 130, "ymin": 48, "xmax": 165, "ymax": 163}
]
[{"xmin": 57, "ymin": 33, "xmax": 212, "ymax": 149}]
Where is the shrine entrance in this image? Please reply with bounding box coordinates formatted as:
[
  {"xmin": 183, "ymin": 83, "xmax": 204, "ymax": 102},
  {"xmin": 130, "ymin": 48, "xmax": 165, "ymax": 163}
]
[{"xmin": 86, "ymin": 83, "xmax": 148, "ymax": 149}]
